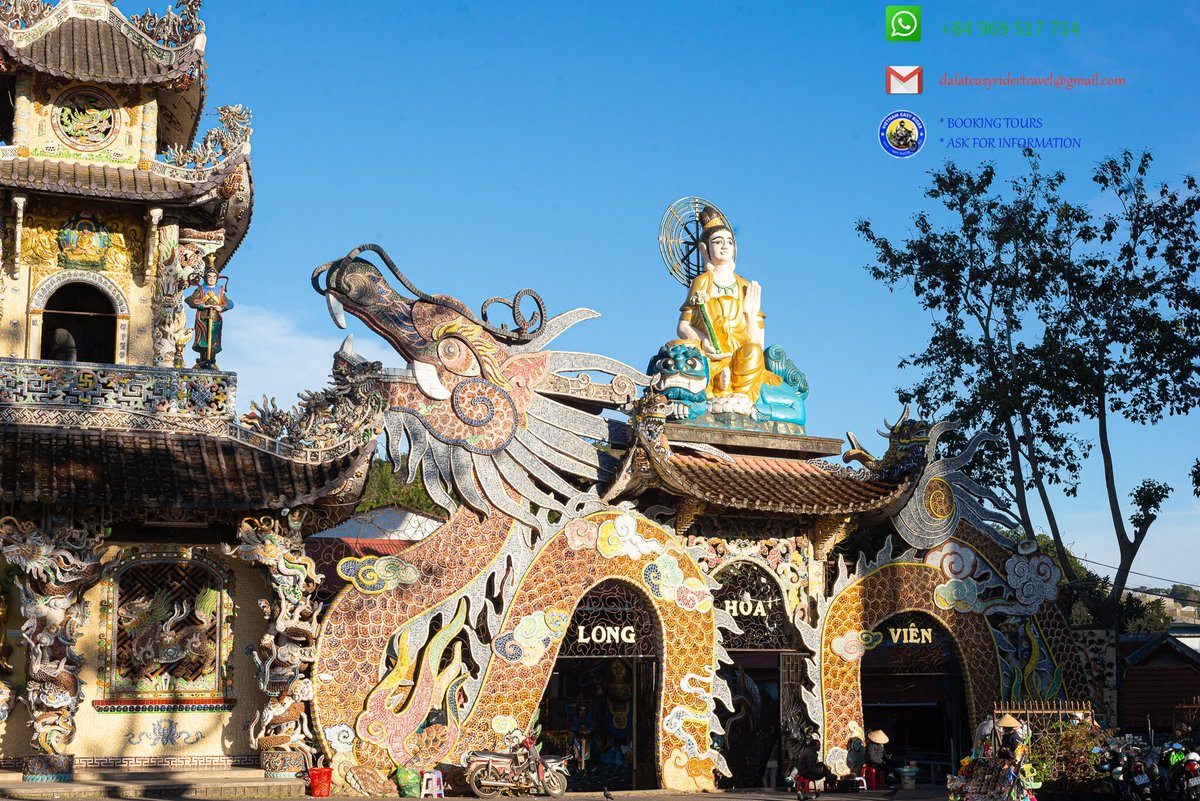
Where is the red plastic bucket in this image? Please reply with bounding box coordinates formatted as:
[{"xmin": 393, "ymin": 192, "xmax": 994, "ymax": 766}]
[{"xmin": 309, "ymin": 767, "xmax": 333, "ymax": 798}]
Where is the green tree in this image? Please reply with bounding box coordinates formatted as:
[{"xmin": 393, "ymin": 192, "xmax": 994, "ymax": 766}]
[
  {"xmin": 1165, "ymin": 583, "xmax": 1200, "ymax": 605},
  {"xmin": 856, "ymin": 150, "xmax": 1200, "ymax": 630},
  {"xmin": 356, "ymin": 457, "xmax": 448, "ymax": 517}
]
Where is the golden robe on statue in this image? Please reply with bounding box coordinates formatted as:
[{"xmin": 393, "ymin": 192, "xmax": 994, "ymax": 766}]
[{"xmin": 680, "ymin": 271, "xmax": 781, "ymax": 402}]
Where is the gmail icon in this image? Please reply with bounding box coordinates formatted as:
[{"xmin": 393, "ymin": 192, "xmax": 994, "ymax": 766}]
[{"xmin": 886, "ymin": 65, "xmax": 923, "ymax": 94}]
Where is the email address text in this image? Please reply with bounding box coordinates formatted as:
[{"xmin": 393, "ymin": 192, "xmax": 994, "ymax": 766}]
[{"xmin": 939, "ymin": 71, "xmax": 1125, "ymax": 90}]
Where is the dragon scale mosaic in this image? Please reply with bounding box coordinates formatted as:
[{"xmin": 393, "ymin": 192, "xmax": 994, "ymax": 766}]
[{"xmin": 307, "ymin": 245, "xmax": 729, "ymax": 794}]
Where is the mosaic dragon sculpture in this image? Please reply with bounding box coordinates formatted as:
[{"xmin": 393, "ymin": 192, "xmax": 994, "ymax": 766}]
[
  {"xmin": 309, "ymin": 245, "xmax": 734, "ymax": 795},
  {"xmin": 0, "ymin": 515, "xmax": 103, "ymax": 757}
]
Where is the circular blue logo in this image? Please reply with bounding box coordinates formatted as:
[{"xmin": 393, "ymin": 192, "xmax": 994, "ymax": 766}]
[{"xmin": 879, "ymin": 110, "xmax": 925, "ymax": 157}]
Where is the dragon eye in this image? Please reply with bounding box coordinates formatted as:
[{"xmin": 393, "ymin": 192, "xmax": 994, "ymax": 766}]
[
  {"xmin": 438, "ymin": 336, "xmax": 480, "ymax": 377},
  {"xmin": 343, "ymin": 272, "xmax": 377, "ymax": 306},
  {"xmin": 686, "ymin": 358, "xmax": 700, "ymax": 369}
]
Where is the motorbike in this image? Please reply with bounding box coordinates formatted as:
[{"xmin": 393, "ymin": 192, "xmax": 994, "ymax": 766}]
[
  {"xmin": 1182, "ymin": 751, "xmax": 1200, "ymax": 801},
  {"xmin": 1125, "ymin": 748, "xmax": 1154, "ymax": 801},
  {"xmin": 1095, "ymin": 745, "xmax": 1133, "ymax": 800},
  {"xmin": 464, "ymin": 733, "xmax": 569, "ymax": 798}
]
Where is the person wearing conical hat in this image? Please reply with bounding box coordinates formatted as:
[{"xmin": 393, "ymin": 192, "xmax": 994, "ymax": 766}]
[
  {"xmin": 996, "ymin": 714, "xmax": 1023, "ymax": 760},
  {"xmin": 863, "ymin": 729, "xmax": 890, "ymax": 790},
  {"xmin": 866, "ymin": 729, "xmax": 889, "ymax": 765}
]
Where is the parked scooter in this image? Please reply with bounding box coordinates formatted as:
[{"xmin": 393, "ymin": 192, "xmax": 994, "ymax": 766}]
[
  {"xmin": 1095, "ymin": 745, "xmax": 1140, "ymax": 800},
  {"xmin": 1125, "ymin": 747, "xmax": 1155, "ymax": 801},
  {"xmin": 1181, "ymin": 751, "xmax": 1200, "ymax": 801},
  {"xmin": 463, "ymin": 731, "xmax": 569, "ymax": 798}
]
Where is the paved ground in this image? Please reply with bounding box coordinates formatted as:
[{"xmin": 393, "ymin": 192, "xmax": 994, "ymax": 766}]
[
  {"xmin": 0, "ymin": 769, "xmax": 949, "ymax": 800},
  {"xmin": 0, "ymin": 779, "xmax": 950, "ymax": 801}
]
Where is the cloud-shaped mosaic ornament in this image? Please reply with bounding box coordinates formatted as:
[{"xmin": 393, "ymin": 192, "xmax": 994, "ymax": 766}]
[{"xmin": 336, "ymin": 554, "xmax": 420, "ymax": 594}]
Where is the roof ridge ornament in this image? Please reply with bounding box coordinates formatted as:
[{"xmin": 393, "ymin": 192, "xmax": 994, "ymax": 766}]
[
  {"xmin": 128, "ymin": 0, "xmax": 202, "ymax": 47},
  {"xmin": 162, "ymin": 103, "xmax": 251, "ymax": 169},
  {"xmin": 0, "ymin": 0, "xmax": 53, "ymax": 29}
]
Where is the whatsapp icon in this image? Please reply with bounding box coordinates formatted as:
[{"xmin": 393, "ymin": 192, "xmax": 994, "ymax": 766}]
[{"xmin": 886, "ymin": 6, "xmax": 921, "ymax": 41}]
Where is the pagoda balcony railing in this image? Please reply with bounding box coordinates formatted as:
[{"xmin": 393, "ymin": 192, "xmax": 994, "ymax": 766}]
[
  {"xmin": 0, "ymin": 357, "xmax": 235, "ymax": 424},
  {"xmin": 0, "ymin": 357, "xmax": 377, "ymax": 465}
]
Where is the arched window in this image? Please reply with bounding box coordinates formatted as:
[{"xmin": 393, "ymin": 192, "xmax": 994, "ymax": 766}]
[{"xmin": 40, "ymin": 282, "xmax": 117, "ymax": 363}]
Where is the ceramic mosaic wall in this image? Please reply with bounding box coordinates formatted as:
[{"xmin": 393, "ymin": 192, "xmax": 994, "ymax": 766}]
[
  {"xmin": 803, "ymin": 526, "xmax": 1093, "ymax": 775},
  {"xmin": 312, "ymin": 509, "xmax": 729, "ymax": 794},
  {"xmin": 813, "ymin": 555, "xmax": 1000, "ymax": 772},
  {"xmin": 0, "ymin": 541, "xmax": 269, "ymax": 766}
]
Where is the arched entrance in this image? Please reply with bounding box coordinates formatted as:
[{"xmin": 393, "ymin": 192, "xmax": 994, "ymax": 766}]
[
  {"xmin": 812, "ymin": 559, "xmax": 1000, "ymax": 778},
  {"xmin": 712, "ymin": 560, "xmax": 795, "ymax": 788},
  {"xmin": 537, "ymin": 578, "xmax": 662, "ymax": 792},
  {"xmin": 861, "ymin": 611, "xmax": 970, "ymax": 780},
  {"xmin": 39, "ymin": 282, "xmax": 117, "ymax": 363}
]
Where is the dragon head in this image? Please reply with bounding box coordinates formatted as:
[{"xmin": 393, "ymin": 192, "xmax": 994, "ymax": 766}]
[
  {"xmin": 312, "ymin": 244, "xmax": 647, "ymax": 536},
  {"xmin": 844, "ymin": 404, "xmax": 952, "ymax": 481}
]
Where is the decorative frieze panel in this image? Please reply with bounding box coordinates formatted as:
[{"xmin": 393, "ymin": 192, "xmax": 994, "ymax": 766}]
[
  {"xmin": 0, "ymin": 511, "xmax": 105, "ymax": 755},
  {"xmin": 0, "ymin": 358, "xmax": 235, "ymax": 419},
  {"xmin": 94, "ymin": 545, "xmax": 235, "ymax": 712},
  {"xmin": 685, "ymin": 529, "xmax": 812, "ymax": 629},
  {"xmin": 23, "ymin": 207, "xmax": 143, "ymax": 285}
]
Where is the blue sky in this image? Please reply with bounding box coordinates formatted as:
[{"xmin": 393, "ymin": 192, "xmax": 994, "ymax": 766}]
[{"xmin": 194, "ymin": 1, "xmax": 1199, "ymax": 589}]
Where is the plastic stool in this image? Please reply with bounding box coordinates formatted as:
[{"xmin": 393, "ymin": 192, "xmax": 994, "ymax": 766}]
[
  {"xmin": 420, "ymin": 769, "xmax": 444, "ymax": 798},
  {"xmin": 863, "ymin": 766, "xmax": 879, "ymax": 790},
  {"xmin": 853, "ymin": 775, "xmax": 868, "ymax": 791},
  {"xmin": 796, "ymin": 776, "xmax": 823, "ymax": 799}
]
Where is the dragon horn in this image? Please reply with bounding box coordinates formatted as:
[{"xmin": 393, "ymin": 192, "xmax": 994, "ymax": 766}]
[{"xmin": 881, "ymin": 402, "xmax": 911, "ymax": 432}]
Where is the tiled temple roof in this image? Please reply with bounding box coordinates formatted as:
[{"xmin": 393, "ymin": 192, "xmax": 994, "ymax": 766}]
[
  {"xmin": 0, "ymin": 424, "xmax": 373, "ymax": 512},
  {"xmin": 0, "ymin": 3, "xmax": 203, "ymax": 85},
  {"xmin": 0, "ymin": 152, "xmax": 245, "ymax": 203},
  {"xmin": 665, "ymin": 451, "xmax": 910, "ymax": 515}
]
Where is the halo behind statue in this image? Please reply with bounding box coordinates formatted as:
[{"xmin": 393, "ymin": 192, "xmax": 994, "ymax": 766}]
[{"xmin": 658, "ymin": 196, "xmax": 735, "ymax": 286}]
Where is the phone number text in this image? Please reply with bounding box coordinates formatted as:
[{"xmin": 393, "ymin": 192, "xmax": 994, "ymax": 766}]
[{"xmin": 943, "ymin": 21, "xmax": 1080, "ymax": 36}]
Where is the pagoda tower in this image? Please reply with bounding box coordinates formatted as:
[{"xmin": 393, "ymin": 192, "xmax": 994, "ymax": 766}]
[
  {"xmin": 0, "ymin": 2, "xmax": 377, "ymax": 784},
  {"xmin": 0, "ymin": 0, "xmax": 250, "ymax": 366}
]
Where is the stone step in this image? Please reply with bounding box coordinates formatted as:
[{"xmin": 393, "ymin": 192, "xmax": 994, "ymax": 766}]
[{"xmin": 0, "ymin": 770, "xmax": 307, "ymax": 800}]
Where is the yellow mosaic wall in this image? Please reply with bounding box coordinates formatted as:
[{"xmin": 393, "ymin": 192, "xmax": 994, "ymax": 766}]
[
  {"xmin": 817, "ymin": 560, "xmax": 1000, "ymax": 763},
  {"xmin": 0, "ymin": 195, "xmax": 166, "ymax": 364},
  {"xmin": 313, "ymin": 509, "xmax": 726, "ymax": 793}
]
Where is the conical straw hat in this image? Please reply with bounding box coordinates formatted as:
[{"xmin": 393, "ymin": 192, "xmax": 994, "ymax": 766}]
[
  {"xmin": 867, "ymin": 730, "xmax": 889, "ymax": 744},
  {"xmin": 996, "ymin": 713, "xmax": 1021, "ymax": 728}
]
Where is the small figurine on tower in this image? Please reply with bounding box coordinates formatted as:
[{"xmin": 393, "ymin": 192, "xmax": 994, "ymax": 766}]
[{"xmin": 185, "ymin": 255, "xmax": 234, "ymax": 370}]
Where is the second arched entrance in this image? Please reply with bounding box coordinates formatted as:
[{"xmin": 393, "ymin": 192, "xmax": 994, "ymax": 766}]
[
  {"xmin": 860, "ymin": 610, "xmax": 970, "ymax": 780},
  {"xmin": 711, "ymin": 560, "xmax": 797, "ymax": 789}
]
